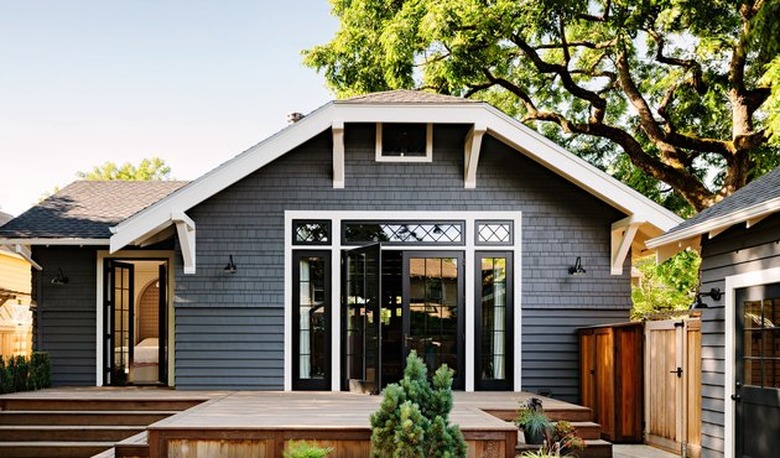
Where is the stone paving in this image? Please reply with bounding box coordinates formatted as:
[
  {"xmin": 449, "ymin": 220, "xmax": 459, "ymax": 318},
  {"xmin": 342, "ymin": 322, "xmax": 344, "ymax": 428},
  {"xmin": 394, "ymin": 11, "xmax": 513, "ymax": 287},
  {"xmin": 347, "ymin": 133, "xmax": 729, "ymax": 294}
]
[{"xmin": 613, "ymin": 444, "xmax": 679, "ymax": 458}]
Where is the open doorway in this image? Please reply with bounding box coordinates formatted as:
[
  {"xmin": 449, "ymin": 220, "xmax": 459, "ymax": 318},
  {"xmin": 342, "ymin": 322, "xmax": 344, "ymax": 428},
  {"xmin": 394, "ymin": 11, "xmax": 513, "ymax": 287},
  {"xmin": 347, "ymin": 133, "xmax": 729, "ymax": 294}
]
[{"xmin": 104, "ymin": 259, "xmax": 168, "ymax": 386}]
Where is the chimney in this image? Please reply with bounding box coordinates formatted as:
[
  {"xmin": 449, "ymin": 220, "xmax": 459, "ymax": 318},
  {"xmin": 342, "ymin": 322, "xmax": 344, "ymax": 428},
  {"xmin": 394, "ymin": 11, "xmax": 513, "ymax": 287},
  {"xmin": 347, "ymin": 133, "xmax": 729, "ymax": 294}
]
[{"xmin": 287, "ymin": 112, "xmax": 305, "ymax": 124}]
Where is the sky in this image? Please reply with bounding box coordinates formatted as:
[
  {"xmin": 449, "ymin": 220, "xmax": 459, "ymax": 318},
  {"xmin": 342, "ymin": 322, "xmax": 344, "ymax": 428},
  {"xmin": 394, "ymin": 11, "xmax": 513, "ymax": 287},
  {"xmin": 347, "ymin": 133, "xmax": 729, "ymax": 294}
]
[{"xmin": 0, "ymin": 1, "xmax": 338, "ymax": 216}]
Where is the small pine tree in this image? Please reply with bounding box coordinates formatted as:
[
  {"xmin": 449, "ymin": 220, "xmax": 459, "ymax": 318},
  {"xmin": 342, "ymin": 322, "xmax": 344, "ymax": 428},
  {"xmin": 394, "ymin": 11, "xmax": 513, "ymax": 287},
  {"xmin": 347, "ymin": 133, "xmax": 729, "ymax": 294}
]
[{"xmin": 369, "ymin": 351, "xmax": 467, "ymax": 457}]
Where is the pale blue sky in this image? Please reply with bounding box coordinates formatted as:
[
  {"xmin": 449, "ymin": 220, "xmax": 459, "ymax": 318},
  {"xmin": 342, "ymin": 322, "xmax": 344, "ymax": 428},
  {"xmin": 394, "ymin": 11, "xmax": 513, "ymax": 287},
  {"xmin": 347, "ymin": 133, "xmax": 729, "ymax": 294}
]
[{"xmin": 0, "ymin": 1, "xmax": 338, "ymax": 216}]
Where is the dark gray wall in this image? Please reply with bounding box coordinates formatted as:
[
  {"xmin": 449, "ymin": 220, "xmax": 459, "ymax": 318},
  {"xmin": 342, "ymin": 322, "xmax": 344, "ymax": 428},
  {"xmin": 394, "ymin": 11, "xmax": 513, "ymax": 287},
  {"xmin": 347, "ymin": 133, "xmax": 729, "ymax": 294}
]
[
  {"xmin": 697, "ymin": 212, "xmax": 780, "ymax": 457},
  {"xmin": 31, "ymin": 246, "xmax": 98, "ymax": 386},
  {"xmin": 174, "ymin": 123, "xmax": 632, "ymax": 399}
]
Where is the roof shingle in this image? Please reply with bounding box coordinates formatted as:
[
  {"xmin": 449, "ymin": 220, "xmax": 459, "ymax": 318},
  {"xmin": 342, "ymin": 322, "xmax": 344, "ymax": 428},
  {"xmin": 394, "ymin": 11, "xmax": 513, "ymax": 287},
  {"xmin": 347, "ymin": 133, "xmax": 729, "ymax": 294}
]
[
  {"xmin": 0, "ymin": 181, "xmax": 188, "ymax": 239},
  {"xmin": 336, "ymin": 89, "xmax": 479, "ymax": 105}
]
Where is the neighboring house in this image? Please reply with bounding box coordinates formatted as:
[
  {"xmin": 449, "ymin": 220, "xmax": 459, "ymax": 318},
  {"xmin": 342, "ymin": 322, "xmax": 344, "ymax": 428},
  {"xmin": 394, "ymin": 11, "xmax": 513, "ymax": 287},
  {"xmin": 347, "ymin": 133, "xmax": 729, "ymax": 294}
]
[
  {"xmin": 647, "ymin": 166, "xmax": 780, "ymax": 458},
  {"xmin": 0, "ymin": 90, "xmax": 681, "ymax": 402},
  {"xmin": 0, "ymin": 210, "xmax": 33, "ymax": 357}
]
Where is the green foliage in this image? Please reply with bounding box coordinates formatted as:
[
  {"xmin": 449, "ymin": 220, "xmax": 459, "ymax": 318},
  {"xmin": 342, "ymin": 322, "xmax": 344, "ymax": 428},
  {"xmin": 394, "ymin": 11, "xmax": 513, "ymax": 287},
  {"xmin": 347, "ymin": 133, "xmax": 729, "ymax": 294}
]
[
  {"xmin": 306, "ymin": 0, "xmax": 780, "ymax": 212},
  {"xmin": 283, "ymin": 440, "xmax": 333, "ymax": 458},
  {"xmin": 515, "ymin": 397, "xmax": 552, "ymax": 445},
  {"xmin": 632, "ymin": 249, "xmax": 701, "ymax": 319},
  {"xmin": 0, "ymin": 352, "xmax": 51, "ymax": 394},
  {"xmin": 545, "ymin": 421, "xmax": 585, "ymax": 456},
  {"xmin": 77, "ymin": 157, "xmax": 172, "ymax": 181},
  {"xmin": 369, "ymin": 350, "xmax": 467, "ymax": 458}
]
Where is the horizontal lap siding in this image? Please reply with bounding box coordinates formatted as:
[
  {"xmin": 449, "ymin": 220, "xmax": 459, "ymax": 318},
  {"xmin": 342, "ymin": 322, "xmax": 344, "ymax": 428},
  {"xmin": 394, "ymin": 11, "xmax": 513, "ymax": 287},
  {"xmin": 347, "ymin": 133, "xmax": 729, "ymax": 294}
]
[
  {"xmin": 523, "ymin": 309, "xmax": 629, "ymax": 403},
  {"xmin": 697, "ymin": 213, "xmax": 780, "ymax": 457},
  {"xmin": 174, "ymin": 124, "xmax": 631, "ymax": 392},
  {"xmin": 31, "ymin": 246, "xmax": 98, "ymax": 386}
]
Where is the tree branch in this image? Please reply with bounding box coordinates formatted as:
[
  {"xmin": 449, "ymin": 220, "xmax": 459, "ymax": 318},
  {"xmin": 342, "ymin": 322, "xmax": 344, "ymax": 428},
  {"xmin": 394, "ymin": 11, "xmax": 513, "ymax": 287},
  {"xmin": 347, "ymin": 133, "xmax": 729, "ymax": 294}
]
[{"xmin": 646, "ymin": 30, "xmax": 706, "ymax": 94}]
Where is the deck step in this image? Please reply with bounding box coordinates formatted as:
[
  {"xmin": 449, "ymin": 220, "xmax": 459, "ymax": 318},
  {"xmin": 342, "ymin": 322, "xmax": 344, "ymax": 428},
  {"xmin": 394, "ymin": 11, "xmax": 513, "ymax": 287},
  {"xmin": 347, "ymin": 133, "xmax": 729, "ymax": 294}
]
[
  {"xmin": 0, "ymin": 425, "xmax": 144, "ymax": 442},
  {"xmin": 115, "ymin": 431, "xmax": 149, "ymax": 458},
  {"xmin": 516, "ymin": 439, "xmax": 612, "ymax": 458},
  {"xmin": 0, "ymin": 398, "xmax": 203, "ymax": 412},
  {"xmin": 568, "ymin": 421, "xmax": 602, "ymax": 440},
  {"xmin": 0, "ymin": 441, "xmax": 115, "ymax": 458},
  {"xmin": 485, "ymin": 406, "xmax": 593, "ymax": 423},
  {"xmin": 0, "ymin": 411, "xmax": 176, "ymax": 426}
]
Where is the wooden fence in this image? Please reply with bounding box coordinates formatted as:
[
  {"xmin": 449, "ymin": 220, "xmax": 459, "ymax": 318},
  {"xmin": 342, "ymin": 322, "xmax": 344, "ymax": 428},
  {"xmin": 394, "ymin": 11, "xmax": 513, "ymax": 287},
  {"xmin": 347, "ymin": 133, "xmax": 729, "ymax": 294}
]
[
  {"xmin": 644, "ymin": 318, "xmax": 701, "ymax": 458},
  {"xmin": 0, "ymin": 325, "xmax": 32, "ymax": 358}
]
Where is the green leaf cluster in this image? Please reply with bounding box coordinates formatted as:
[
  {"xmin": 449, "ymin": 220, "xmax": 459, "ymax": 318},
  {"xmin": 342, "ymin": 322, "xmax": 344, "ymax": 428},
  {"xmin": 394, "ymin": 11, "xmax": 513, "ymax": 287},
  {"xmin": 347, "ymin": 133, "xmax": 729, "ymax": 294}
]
[
  {"xmin": 369, "ymin": 350, "xmax": 466, "ymax": 458},
  {"xmin": 283, "ymin": 440, "xmax": 333, "ymax": 458},
  {"xmin": 631, "ymin": 249, "xmax": 701, "ymax": 319},
  {"xmin": 77, "ymin": 157, "xmax": 172, "ymax": 181}
]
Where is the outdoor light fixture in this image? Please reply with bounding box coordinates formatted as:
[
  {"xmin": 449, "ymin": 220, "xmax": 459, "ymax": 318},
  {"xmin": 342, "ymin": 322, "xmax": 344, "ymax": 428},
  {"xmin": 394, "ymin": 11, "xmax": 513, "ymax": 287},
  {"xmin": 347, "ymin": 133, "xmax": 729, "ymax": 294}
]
[
  {"xmin": 223, "ymin": 255, "xmax": 237, "ymax": 274},
  {"xmin": 51, "ymin": 268, "xmax": 69, "ymax": 286},
  {"xmin": 568, "ymin": 257, "xmax": 586, "ymax": 276},
  {"xmin": 690, "ymin": 288, "xmax": 723, "ymax": 310}
]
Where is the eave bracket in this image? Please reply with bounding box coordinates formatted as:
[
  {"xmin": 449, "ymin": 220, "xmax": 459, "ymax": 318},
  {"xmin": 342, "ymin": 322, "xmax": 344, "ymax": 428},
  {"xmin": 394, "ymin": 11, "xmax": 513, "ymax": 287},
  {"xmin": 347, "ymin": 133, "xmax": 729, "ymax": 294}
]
[
  {"xmin": 172, "ymin": 211, "xmax": 196, "ymax": 274},
  {"xmin": 464, "ymin": 123, "xmax": 487, "ymax": 189}
]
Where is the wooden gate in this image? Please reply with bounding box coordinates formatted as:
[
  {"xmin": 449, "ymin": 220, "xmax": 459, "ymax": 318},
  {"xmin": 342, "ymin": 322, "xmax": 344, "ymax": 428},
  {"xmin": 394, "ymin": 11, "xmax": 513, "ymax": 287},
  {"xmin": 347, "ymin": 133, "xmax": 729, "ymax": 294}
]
[{"xmin": 644, "ymin": 318, "xmax": 701, "ymax": 457}]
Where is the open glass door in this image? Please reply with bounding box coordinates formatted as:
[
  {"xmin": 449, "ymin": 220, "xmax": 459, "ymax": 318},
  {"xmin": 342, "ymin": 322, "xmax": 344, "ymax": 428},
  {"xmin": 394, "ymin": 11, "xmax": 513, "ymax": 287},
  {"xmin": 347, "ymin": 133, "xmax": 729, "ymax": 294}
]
[
  {"xmin": 402, "ymin": 252, "xmax": 464, "ymax": 389},
  {"xmin": 343, "ymin": 243, "xmax": 381, "ymax": 393},
  {"xmin": 105, "ymin": 261, "xmax": 134, "ymax": 386}
]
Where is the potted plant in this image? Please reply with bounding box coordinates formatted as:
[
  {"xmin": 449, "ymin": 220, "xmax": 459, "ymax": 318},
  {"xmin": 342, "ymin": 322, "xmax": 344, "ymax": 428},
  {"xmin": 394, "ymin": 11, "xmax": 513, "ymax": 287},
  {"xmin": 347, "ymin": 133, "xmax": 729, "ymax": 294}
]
[{"xmin": 515, "ymin": 397, "xmax": 552, "ymax": 445}]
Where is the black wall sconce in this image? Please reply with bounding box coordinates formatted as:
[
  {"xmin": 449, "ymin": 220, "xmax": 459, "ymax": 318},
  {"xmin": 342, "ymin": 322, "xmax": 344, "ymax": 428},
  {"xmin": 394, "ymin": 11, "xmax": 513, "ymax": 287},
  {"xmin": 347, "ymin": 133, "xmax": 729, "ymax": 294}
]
[
  {"xmin": 568, "ymin": 257, "xmax": 587, "ymax": 276},
  {"xmin": 223, "ymin": 255, "xmax": 237, "ymax": 274},
  {"xmin": 690, "ymin": 288, "xmax": 722, "ymax": 310},
  {"xmin": 51, "ymin": 268, "xmax": 69, "ymax": 286}
]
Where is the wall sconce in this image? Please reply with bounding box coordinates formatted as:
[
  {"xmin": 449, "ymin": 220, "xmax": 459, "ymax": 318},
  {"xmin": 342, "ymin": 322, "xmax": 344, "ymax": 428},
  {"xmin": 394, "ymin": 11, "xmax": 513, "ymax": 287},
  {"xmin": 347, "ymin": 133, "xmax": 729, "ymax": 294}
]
[
  {"xmin": 51, "ymin": 268, "xmax": 69, "ymax": 286},
  {"xmin": 223, "ymin": 255, "xmax": 237, "ymax": 274},
  {"xmin": 568, "ymin": 257, "xmax": 586, "ymax": 276},
  {"xmin": 690, "ymin": 288, "xmax": 723, "ymax": 310}
]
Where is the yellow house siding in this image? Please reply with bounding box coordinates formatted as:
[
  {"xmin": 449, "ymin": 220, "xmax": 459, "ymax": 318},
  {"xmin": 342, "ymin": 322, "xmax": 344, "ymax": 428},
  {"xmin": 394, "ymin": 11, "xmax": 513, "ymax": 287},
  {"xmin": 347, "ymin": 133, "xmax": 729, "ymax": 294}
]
[{"xmin": 0, "ymin": 249, "xmax": 31, "ymax": 298}]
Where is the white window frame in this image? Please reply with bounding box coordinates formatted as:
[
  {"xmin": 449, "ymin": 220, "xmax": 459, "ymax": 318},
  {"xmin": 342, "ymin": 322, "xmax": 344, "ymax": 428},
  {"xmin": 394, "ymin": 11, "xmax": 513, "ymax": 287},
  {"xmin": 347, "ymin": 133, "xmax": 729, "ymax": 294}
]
[
  {"xmin": 375, "ymin": 122, "xmax": 433, "ymax": 162},
  {"xmin": 95, "ymin": 250, "xmax": 176, "ymax": 387},
  {"xmin": 284, "ymin": 210, "xmax": 522, "ymax": 393},
  {"xmin": 724, "ymin": 266, "xmax": 780, "ymax": 458}
]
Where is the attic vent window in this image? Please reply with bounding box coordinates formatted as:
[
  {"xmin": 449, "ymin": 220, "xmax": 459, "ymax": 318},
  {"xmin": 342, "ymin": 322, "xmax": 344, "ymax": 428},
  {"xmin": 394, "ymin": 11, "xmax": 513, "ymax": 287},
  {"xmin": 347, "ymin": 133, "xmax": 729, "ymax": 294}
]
[{"xmin": 376, "ymin": 123, "xmax": 432, "ymax": 162}]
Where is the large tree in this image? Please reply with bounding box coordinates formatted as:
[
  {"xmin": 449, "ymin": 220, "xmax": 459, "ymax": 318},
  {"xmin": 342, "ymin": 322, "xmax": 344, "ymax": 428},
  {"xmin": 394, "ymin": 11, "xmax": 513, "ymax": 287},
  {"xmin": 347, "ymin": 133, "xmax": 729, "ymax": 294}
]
[{"xmin": 305, "ymin": 0, "xmax": 780, "ymax": 214}]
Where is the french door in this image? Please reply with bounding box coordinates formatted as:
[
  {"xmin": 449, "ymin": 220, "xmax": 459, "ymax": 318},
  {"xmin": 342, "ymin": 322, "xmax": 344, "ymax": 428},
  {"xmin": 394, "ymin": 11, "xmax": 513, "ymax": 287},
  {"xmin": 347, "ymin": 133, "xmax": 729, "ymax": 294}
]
[
  {"xmin": 105, "ymin": 261, "xmax": 134, "ymax": 386},
  {"xmin": 735, "ymin": 283, "xmax": 780, "ymax": 458},
  {"xmin": 402, "ymin": 252, "xmax": 464, "ymax": 389},
  {"xmin": 292, "ymin": 251, "xmax": 331, "ymax": 390}
]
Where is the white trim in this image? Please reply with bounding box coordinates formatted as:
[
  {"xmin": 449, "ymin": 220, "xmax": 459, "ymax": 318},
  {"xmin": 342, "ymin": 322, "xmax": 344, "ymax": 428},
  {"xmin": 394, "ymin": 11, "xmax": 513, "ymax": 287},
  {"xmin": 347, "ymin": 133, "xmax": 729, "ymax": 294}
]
[
  {"xmin": 610, "ymin": 216, "xmax": 642, "ymax": 275},
  {"xmin": 284, "ymin": 210, "xmax": 522, "ymax": 393},
  {"xmin": 647, "ymin": 196, "xmax": 780, "ymax": 251},
  {"xmin": 723, "ymin": 266, "xmax": 780, "ymax": 458},
  {"xmin": 374, "ymin": 122, "xmax": 433, "ymax": 162},
  {"xmin": 95, "ymin": 250, "xmax": 176, "ymax": 387},
  {"xmin": 11, "ymin": 244, "xmax": 42, "ymax": 270},
  {"xmin": 109, "ymin": 101, "xmax": 679, "ymax": 255},
  {"xmin": 172, "ymin": 212, "xmax": 196, "ymax": 274},
  {"xmin": 332, "ymin": 120, "xmax": 345, "ymax": 188},
  {"xmin": 464, "ymin": 123, "xmax": 486, "ymax": 189},
  {"xmin": 0, "ymin": 238, "xmax": 108, "ymax": 246}
]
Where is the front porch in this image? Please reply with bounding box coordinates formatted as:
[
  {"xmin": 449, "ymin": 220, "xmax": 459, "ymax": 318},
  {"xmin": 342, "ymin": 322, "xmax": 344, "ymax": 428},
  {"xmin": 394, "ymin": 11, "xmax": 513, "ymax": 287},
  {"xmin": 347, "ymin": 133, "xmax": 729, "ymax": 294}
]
[{"xmin": 0, "ymin": 388, "xmax": 609, "ymax": 458}]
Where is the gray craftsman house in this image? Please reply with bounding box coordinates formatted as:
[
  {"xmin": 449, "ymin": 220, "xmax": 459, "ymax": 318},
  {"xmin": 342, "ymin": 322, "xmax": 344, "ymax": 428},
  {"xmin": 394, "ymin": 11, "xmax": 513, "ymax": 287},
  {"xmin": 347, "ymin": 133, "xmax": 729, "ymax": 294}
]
[
  {"xmin": 648, "ymin": 166, "xmax": 780, "ymax": 458},
  {"xmin": 0, "ymin": 90, "xmax": 680, "ymax": 402}
]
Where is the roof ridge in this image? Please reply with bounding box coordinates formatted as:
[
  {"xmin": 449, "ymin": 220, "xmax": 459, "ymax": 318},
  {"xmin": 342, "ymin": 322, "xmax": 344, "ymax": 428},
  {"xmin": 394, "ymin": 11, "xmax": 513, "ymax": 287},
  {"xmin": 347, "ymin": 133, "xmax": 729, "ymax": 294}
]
[{"xmin": 337, "ymin": 89, "xmax": 479, "ymax": 104}]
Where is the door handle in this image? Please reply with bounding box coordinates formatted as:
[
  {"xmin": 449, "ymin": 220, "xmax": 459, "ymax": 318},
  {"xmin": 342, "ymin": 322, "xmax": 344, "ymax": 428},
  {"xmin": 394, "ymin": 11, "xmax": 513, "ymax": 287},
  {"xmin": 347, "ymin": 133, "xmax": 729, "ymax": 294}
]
[
  {"xmin": 670, "ymin": 367, "xmax": 683, "ymax": 378},
  {"xmin": 731, "ymin": 393, "xmax": 741, "ymax": 401},
  {"xmin": 404, "ymin": 335, "xmax": 414, "ymax": 347}
]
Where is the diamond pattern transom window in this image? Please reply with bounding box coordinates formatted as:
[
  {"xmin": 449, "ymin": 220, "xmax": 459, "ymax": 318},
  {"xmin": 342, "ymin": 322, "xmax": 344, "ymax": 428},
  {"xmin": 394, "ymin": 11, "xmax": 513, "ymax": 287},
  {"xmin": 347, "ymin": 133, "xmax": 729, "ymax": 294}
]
[
  {"xmin": 344, "ymin": 222, "xmax": 463, "ymax": 245},
  {"xmin": 294, "ymin": 221, "xmax": 331, "ymax": 245},
  {"xmin": 476, "ymin": 222, "xmax": 512, "ymax": 245}
]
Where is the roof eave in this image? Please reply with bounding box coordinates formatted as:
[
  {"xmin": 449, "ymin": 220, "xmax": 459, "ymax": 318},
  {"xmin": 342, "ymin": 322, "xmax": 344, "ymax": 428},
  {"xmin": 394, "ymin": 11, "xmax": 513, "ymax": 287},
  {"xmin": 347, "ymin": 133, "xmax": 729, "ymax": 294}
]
[{"xmin": 0, "ymin": 238, "xmax": 109, "ymax": 246}]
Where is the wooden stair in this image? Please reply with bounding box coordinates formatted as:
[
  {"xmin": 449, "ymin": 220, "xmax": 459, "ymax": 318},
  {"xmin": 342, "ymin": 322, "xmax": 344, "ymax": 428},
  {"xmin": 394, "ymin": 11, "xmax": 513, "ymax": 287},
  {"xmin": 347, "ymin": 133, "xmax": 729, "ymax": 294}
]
[
  {"xmin": 0, "ymin": 396, "xmax": 202, "ymax": 458},
  {"xmin": 510, "ymin": 405, "xmax": 614, "ymax": 458}
]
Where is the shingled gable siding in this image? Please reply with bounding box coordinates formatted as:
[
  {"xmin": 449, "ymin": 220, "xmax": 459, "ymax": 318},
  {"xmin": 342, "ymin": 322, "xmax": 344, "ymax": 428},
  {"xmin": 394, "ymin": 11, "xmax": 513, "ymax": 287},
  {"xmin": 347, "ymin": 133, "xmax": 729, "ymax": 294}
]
[
  {"xmin": 174, "ymin": 123, "xmax": 632, "ymax": 399},
  {"xmin": 697, "ymin": 213, "xmax": 780, "ymax": 457},
  {"xmin": 31, "ymin": 246, "xmax": 98, "ymax": 386}
]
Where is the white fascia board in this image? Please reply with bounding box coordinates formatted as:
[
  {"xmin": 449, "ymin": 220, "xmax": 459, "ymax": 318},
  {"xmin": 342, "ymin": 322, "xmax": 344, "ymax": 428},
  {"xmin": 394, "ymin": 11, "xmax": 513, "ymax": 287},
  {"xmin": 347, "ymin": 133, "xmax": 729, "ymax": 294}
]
[
  {"xmin": 0, "ymin": 238, "xmax": 109, "ymax": 246},
  {"xmin": 482, "ymin": 105, "xmax": 682, "ymax": 232},
  {"xmin": 11, "ymin": 244, "xmax": 42, "ymax": 270},
  {"xmin": 647, "ymin": 196, "xmax": 780, "ymax": 250},
  {"xmin": 110, "ymin": 102, "xmax": 337, "ymax": 252}
]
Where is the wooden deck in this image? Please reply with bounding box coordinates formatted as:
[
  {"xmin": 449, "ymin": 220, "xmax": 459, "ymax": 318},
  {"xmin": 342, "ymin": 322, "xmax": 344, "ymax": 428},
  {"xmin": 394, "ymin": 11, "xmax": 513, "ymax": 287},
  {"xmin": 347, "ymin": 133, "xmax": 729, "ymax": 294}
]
[{"xmin": 0, "ymin": 389, "xmax": 595, "ymax": 458}]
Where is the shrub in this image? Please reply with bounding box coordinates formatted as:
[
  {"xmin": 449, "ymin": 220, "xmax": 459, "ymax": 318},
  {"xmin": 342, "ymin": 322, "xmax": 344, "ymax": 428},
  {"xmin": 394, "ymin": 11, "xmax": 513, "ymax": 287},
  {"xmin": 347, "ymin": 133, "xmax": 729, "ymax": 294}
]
[
  {"xmin": 282, "ymin": 440, "xmax": 333, "ymax": 458},
  {"xmin": 0, "ymin": 352, "xmax": 51, "ymax": 394},
  {"xmin": 369, "ymin": 350, "xmax": 467, "ymax": 457},
  {"xmin": 515, "ymin": 397, "xmax": 551, "ymax": 445}
]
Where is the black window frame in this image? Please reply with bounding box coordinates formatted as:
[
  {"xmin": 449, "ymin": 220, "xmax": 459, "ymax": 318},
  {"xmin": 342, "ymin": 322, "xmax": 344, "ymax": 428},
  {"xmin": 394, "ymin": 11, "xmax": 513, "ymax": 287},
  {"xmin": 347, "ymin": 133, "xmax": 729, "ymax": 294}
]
[
  {"xmin": 341, "ymin": 220, "xmax": 465, "ymax": 246},
  {"xmin": 475, "ymin": 220, "xmax": 514, "ymax": 246},
  {"xmin": 292, "ymin": 220, "xmax": 332, "ymax": 246},
  {"xmin": 475, "ymin": 251, "xmax": 514, "ymax": 391}
]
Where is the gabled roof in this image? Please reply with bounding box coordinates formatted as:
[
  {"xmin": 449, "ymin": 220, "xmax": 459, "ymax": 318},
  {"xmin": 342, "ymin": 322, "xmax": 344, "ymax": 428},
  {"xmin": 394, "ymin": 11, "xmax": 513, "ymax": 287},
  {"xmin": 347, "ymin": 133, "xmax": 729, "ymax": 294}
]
[
  {"xmin": 647, "ymin": 166, "xmax": 780, "ymax": 254},
  {"xmin": 107, "ymin": 90, "xmax": 681, "ymax": 259},
  {"xmin": 0, "ymin": 181, "xmax": 188, "ymax": 243}
]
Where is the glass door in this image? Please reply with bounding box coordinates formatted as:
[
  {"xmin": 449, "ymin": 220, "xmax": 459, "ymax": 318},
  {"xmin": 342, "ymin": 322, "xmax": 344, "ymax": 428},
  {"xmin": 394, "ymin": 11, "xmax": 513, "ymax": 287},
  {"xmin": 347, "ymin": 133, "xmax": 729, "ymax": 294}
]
[
  {"xmin": 105, "ymin": 261, "xmax": 134, "ymax": 386},
  {"xmin": 292, "ymin": 251, "xmax": 331, "ymax": 390},
  {"xmin": 342, "ymin": 244, "xmax": 381, "ymax": 393},
  {"xmin": 402, "ymin": 252, "xmax": 464, "ymax": 389},
  {"xmin": 735, "ymin": 283, "xmax": 780, "ymax": 457},
  {"xmin": 475, "ymin": 252, "xmax": 513, "ymax": 390}
]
